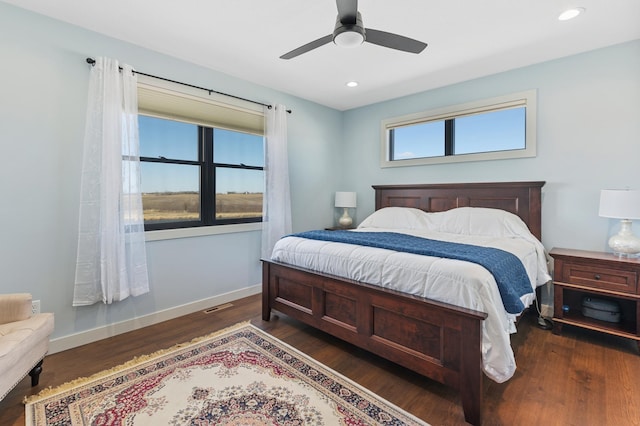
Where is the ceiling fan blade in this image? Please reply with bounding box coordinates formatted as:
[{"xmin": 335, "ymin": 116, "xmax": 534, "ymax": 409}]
[
  {"xmin": 365, "ymin": 28, "xmax": 427, "ymax": 54},
  {"xmin": 336, "ymin": 0, "xmax": 358, "ymax": 25},
  {"xmin": 280, "ymin": 35, "xmax": 333, "ymax": 60}
]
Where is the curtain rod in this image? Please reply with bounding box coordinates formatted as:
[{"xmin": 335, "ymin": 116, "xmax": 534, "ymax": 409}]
[{"xmin": 85, "ymin": 58, "xmax": 291, "ymax": 113}]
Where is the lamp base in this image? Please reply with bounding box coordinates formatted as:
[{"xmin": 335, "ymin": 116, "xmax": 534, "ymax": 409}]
[
  {"xmin": 608, "ymin": 220, "xmax": 640, "ymax": 257},
  {"xmin": 338, "ymin": 207, "xmax": 353, "ymax": 228}
]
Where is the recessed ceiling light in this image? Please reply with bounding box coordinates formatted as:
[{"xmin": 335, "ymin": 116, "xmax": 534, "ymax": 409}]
[
  {"xmin": 346, "ymin": 81, "xmax": 359, "ymax": 88},
  {"xmin": 558, "ymin": 7, "xmax": 585, "ymax": 21}
]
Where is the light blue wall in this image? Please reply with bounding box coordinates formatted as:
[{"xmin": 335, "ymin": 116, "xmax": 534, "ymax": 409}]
[
  {"xmin": 343, "ymin": 40, "xmax": 640, "ymax": 253},
  {"xmin": 0, "ymin": 2, "xmax": 341, "ymax": 342},
  {"xmin": 1, "ymin": 1, "xmax": 638, "ymax": 346}
]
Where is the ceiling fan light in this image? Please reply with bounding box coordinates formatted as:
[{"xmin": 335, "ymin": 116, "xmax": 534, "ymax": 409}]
[{"xmin": 334, "ymin": 30, "xmax": 364, "ymax": 48}]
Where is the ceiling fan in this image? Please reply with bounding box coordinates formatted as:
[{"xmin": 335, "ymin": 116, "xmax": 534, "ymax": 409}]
[{"xmin": 280, "ymin": 0, "xmax": 428, "ymax": 60}]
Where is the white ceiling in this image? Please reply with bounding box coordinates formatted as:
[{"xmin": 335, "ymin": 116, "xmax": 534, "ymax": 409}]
[{"xmin": 4, "ymin": 0, "xmax": 640, "ymax": 110}]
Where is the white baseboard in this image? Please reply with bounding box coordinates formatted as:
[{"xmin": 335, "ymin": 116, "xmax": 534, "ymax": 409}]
[{"xmin": 48, "ymin": 285, "xmax": 261, "ymax": 354}]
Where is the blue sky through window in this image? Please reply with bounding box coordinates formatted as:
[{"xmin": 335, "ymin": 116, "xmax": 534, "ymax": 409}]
[
  {"xmin": 391, "ymin": 107, "xmax": 526, "ymax": 160},
  {"xmin": 138, "ymin": 115, "xmax": 264, "ymax": 194},
  {"xmin": 392, "ymin": 121, "xmax": 444, "ymax": 159},
  {"xmin": 455, "ymin": 108, "xmax": 525, "ymax": 154}
]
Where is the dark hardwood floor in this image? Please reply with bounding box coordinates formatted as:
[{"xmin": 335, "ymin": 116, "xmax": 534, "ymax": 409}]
[{"xmin": 2, "ymin": 293, "xmax": 638, "ymax": 425}]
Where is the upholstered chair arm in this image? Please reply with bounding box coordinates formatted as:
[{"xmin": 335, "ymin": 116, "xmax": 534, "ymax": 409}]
[{"xmin": 0, "ymin": 293, "xmax": 32, "ymax": 325}]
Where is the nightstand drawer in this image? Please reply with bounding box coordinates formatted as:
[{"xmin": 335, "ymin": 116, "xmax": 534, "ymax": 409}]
[{"xmin": 561, "ymin": 263, "xmax": 638, "ymax": 294}]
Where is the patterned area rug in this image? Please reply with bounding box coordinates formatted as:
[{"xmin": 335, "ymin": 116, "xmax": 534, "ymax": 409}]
[{"xmin": 25, "ymin": 322, "xmax": 429, "ymax": 425}]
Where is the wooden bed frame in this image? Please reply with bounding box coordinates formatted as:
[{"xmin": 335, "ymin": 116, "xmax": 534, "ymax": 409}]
[{"xmin": 262, "ymin": 181, "xmax": 545, "ymax": 425}]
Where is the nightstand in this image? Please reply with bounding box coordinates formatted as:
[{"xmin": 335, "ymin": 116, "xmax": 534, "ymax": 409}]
[{"xmin": 549, "ymin": 248, "xmax": 640, "ymax": 352}]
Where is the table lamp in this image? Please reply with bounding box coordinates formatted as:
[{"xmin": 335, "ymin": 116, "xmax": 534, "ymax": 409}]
[
  {"xmin": 335, "ymin": 192, "xmax": 357, "ymax": 228},
  {"xmin": 599, "ymin": 189, "xmax": 640, "ymax": 257}
]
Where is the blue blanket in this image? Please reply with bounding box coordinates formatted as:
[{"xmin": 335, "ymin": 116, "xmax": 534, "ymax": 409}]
[{"xmin": 289, "ymin": 230, "xmax": 532, "ymax": 314}]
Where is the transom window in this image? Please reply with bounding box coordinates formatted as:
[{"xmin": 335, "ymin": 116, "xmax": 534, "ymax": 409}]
[
  {"xmin": 137, "ymin": 80, "xmax": 264, "ymax": 231},
  {"xmin": 381, "ymin": 90, "xmax": 536, "ymax": 167}
]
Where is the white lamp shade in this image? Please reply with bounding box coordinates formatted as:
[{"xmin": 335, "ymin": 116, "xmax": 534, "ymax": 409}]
[
  {"xmin": 599, "ymin": 190, "xmax": 640, "ymax": 219},
  {"xmin": 335, "ymin": 192, "xmax": 357, "ymax": 208}
]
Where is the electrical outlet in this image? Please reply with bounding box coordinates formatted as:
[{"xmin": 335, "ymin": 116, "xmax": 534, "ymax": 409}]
[{"xmin": 31, "ymin": 299, "xmax": 41, "ymax": 315}]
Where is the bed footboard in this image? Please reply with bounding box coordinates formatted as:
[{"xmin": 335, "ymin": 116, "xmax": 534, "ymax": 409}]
[{"xmin": 262, "ymin": 259, "xmax": 488, "ymax": 425}]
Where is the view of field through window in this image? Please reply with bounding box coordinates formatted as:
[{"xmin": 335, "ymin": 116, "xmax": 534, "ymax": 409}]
[
  {"xmin": 141, "ymin": 192, "xmax": 263, "ymax": 223},
  {"xmin": 139, "ymin": 115, "xmax": 264, "ymax": 226}
]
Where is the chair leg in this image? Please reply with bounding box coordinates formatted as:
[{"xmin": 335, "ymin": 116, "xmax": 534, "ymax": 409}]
[{"xmin": 29, "ymin": 359, "xmax": 44, "ymax": 386}]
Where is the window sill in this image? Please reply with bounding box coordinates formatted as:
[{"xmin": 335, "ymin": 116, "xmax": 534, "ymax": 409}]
[{"xmin": 145, "ymin": 222, "xmax": 262, "ymax": 241}]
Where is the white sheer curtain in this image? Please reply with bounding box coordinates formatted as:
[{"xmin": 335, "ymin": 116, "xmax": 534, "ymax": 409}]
[
  {"xmin": 73, "ymin": 57, "xmax": 150, "ymax": 306},
  {"xmin": 262, "ymin": 104, "xmax": 292, "ymax": 259}
]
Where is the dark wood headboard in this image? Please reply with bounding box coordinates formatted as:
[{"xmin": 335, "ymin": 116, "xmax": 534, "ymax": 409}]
[{"xmin": 373, "ymin": 181, "xmax": 545, "ymax": 240}]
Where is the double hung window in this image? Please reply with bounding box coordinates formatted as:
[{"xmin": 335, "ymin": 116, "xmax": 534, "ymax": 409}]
[{"xmin": 137, "ymin": 81, "xmax": 264, "ymax": 231}]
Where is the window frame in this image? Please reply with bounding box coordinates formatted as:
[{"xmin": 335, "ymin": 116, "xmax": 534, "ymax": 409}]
[
  {"xmin": 136, "ymin": 77, "xmax": 265, "ymax": 233},
  {"xmin": 380, "ymin": 90, "xmax": 537, "ymax": 168}
]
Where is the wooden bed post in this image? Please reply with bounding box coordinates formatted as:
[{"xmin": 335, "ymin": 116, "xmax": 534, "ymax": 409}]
[
  {"xmin": 459, "ymin": 316, "xmax": 484, "ymax": 426},
  {"xmin": 262, "ymin": 261, "xmax": 271, "ymax": 321}
]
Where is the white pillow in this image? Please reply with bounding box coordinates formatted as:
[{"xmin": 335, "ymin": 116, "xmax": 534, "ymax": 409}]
[
  {"xmin": 359, "ymin": 206, "xmax": 532, "ymax": 238},
  {"xmin": 425, "ymin": 207, "xmax": 531, "ymax": 237},
  {"xmin": 357, "ymin": 207, "xmax": 431, "ymax": 229}
]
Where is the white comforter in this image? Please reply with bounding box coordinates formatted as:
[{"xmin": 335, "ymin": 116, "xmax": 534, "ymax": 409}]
[{"xmin": 270, "ymin": 207, "xmax": 551, "ymax": 383}]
